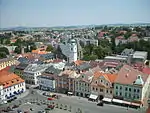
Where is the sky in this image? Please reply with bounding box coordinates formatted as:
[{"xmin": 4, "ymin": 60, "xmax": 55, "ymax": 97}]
[{"xmin": 0, "ymin": 0, "xmax": 150, "ymax": 28}]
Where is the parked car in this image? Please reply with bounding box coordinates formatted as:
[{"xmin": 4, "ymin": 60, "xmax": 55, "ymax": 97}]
[
  {"xmin": 30, "ymin": 108, "xmax": 34, "ymax": 111},
  {"xmin": 97, "ymin": 101, "xmax": 104, "ymax": 106},
  {"xmin": 47, "ymin": 105, "xmax": 55, "ymax": 110},
  {"xmin": 47, "ymin": 97, "xmax": 53, "ymax": 100},
  {"xmin": 12, "ymin": 104, "xmax": 19, "ymax": 109}
]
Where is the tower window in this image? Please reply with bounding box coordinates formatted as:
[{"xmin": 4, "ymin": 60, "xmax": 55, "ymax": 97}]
[{"xmin": 71, "ymin": 48, "xmax": 73, "ymax": 51}]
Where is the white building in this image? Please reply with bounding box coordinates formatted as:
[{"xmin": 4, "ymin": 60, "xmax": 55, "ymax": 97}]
[
  {"xmin": 23, "ymin": 64, "xmax": 49, "ymax": 85},
  {"xmin": 38, "ymin": 75, "xmax": 56, "ymax": 91},
  {"xmin": 0, "ymin": 85, "xmax": 4, "ymax": 104},
  {"xmin": 0, "ymin": 69, "xmax": 26, "ymax": 104},
  {"xmin": 132, "ymin": 51, "xmax": 148, "ymax": 63},
  {"xmin": 59, "ymin": 39, "xmax": 77, "ymax": 63},
  {"xmin": 37, "ymin": 66, "xmax": 61, "ymax": 91}
]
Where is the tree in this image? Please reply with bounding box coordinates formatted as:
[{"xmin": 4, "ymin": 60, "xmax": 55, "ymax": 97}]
[
  {"xmin": 0, "ymin": 38, "xmax": 4, "ymax": 44},
  {"xmin": 0, "ymin": 52, "xmax": 7, "ymax": 59},
  {"xmin": 14, "ymin": 39, "xmax": 22, "ymax": 46},
  {"xmin": 14, "ymin": 47, "xmax": 21, "ymax": 54},
  {"xmin": 0, "ymin": 47, "xmax": 9, "ymax": 55},
  {"xmin": 46, "ymin": 45, "xmax": 54, "ymax": 52},
  {"xmin": 83, "ymin": 54, "xmax": 98, "ymax": 61},
  {"xmin": 5, "ymin": 38, "xmax": 11, "ymax": 45},
  {"xmin": 30, "ymin": 45, "xmax": 37, "ymax": 51}
]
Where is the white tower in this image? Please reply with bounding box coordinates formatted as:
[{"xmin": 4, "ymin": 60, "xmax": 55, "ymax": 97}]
[{"xmin": 69, "ymin": 39, "xmax": 77, "ymax": 63}]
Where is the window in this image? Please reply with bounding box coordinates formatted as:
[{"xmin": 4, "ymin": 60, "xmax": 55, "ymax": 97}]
[
  {"xmin": 96, "ymin": 88, "xmax": 98, "ymax": 91},
  {"xmin": 116, "ymin": 86, "xmax": 118, "ymax": 89},
  {"xmin": 125, "ymin": 87, "xmax": 128, "ymax": 91},
  {"xmin": 137, "ymin": 95, "xmax": 139, "ymax": 99},
  {"xmin": 106, "ymin": 90, "xmax": 108, "ymax": 93},
  {"xmin": 120, "ymin": 92, "xmax": 122, "ymax": 96},
  {"xmin": 71, "ymin": 48, "xmax": 73, "ymax": 51},
  {"xmin": 134, "ymin": 89, "xmax": 136, "ymax": 92},
  {"xmin": 100, "ymin": 89, "xmax": 103, "ymax": 92},
  {"xmin": 129, "ymin": 93, "xmax": 131, "ymax": 98},
  {"xmin": 101, "ymin": 80, "xmax": 103, "ymax": 82},
  {"xmin": 120, "ymin": 86, "xmax": 122, "ymax": 90},
  {"xmin": 110, "ymin": 90, "xmax": 112, "ymax": 94},
  {"xmin": 129, "ymin": 88, "xmax": 131, "ymax": 92},
  {"xmin": 116, "ymin": 92, "xmax": 118, "ymax": 95},
  {"xmin": 93, "ymin": 87, "xmax": 95, "ymax": 90},
  {"xmin": 137, "ymin": 89, "xmax": 140, "ymax": 93},
  {"xmin": 95, "ymin": 81, "xmax": 97, "ymax": 84},
  {"xmin": 106, "ymin": 83, "xmax": 108, "ymax": 86}
]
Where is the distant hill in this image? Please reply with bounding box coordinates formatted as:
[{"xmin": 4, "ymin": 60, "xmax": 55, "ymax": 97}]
[{"xmin": 0, "ymin": 23, "xmax": 150, "ymax": 31}]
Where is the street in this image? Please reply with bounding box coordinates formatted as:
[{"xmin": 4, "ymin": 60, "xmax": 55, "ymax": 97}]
[{"xmin": 0, "ymin": 87, "xmax": 144, "ymax": 113}]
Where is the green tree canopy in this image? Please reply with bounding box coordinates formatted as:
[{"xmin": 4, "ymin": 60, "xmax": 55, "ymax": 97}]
[
  {"xmin": 0, "ymin": 52, "xmax": 7, "ymax": 59},
  {"xmin": 0, "ymin": 47, "xmax": 9, "ymax": 55},
  {"xmin": 30, "ymin": 45, "xmax": 37, "ymax": 51},
  {"xmin": 5, "ymin": 38, "xmax": 11, "ymax": 45},
  {"xmin": 14, "ymin": 47, "xmax": 21, "ymax": 54},
  {"xmin": 46, "ymin": 45, "xmax": 54, "ymax": 52}
]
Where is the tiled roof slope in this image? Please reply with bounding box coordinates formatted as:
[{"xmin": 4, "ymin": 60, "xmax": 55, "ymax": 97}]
[{"xmin": 115, "ymin": 65, "xmax": 149, "ymax": 85}]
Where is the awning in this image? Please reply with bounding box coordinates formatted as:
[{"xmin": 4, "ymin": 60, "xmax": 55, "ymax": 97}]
[
  {"xmin": 68, "ymin": 92, "xmax": 73, "ymax": 95},
  {"xmin": 89, "ymin": 94, "xmax": 98, "ymax": 100},
  {"xmin": 131, "ymin": 102, "xmax": 141, "ymax": 106},
  {"xmin": 122, "ymin": 101, "xmax": 131, "ymax": 105},
  {"xmin": 102, "ymin": 98, "xmax": 112, "ymax": 102},
  {"xmin": 112, "ymin": 99, "xmax": 123, "ymax": 104}
]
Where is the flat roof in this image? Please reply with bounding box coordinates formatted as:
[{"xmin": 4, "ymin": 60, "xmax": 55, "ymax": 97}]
[
  {"xmin": 133, "ymin": 51, "xmax": 147, "ymax": 58},
  {"xmin": 105, "ymin": 56, "xmax": 127, "ymax": 60}
]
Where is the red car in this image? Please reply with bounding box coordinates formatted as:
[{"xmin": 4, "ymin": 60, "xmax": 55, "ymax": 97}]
[
  {"xmin": 47, "ymin": 97, "xmax": 53, "ymax": 100},
  {"xmin": 47, "ymin": 105, "xmax": 55, "ymax": 109}
]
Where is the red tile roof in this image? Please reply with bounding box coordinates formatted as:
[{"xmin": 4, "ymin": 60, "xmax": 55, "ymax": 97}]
[
  {"xmin": 115, "ymin": 65, "xmax": 149, "ymax": 85},
  {"xmin": 74, "ymin": 60, "xmax": 85, "ymax": 66},
  {"xmin": 142, "ymin": 68, "xmax": 150, "ymax": 75},
  {"xmin": 0, "ymin": 69, "xmax": 24, "ymax": 88}
]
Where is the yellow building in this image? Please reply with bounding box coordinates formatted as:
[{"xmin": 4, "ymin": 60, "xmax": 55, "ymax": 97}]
[{"xmin": 0, "ymin": 58, "xmax": 15, "ymax": 70}]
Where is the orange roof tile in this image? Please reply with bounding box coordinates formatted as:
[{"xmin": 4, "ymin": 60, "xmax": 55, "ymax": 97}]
[
  {"xmin": 32, "ymin": 49, "xmax": 47, "ymax": 54},
  {"xmin": 94, "ymin": 71, "xmax": 117, "ymax": 83},
  {"xmin": 74, "ymin": 60, "xmax": 85, "ymax": 66},
  {"xmin": 0, "ymin": 69, "xmax": 24, "ymax": 88}
]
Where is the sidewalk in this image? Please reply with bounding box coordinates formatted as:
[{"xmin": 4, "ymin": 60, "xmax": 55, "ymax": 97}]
[
  {"xmin": 17, "ymin": 89, "xmax": 30, "ymax": 99},
  {"xmin": 36, "ymin": 89, "xmax": 93, "ymax": 103},
  {"xmin": 36, "ymin": 89, "xmax": 68, "ymax": 98}
]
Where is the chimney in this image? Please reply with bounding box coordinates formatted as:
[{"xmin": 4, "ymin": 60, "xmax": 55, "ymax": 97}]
[{"xmin": 126, "ymin": 73, "xmax": 129, "ymax": 77}]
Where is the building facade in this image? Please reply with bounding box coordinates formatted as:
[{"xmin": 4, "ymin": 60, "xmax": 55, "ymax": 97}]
[
  {"xmin": 91, "ymin": 71, "xmax": 117, "ymax": 99},
  {"xmin": 59, "ymin": 39, "xmax": 77, "ymax": 63},
  {"xmin": 0, "ymin": 68, "xmax": 26, "ymax": 104},
  {"xmin": 23, "ymin": 64, "xmax": 48, "ymax": 85},
  {"xmin": 37, "ymin": 66, "xmax": 61, "ymax": 91},
  {"xmin": 0, "ymin": 58, "xmax": 16, "ymax": 70},
  {"xmin": 57, "ymin": 70, "xmax": 79, "ymax": 94},
  {"xmin": 75, "ymin": 73, "xmax": 93, "ymax": 98},
  {"xmin": 114, "ymin": 65, "xmax": 150, "ymax": 105}
]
